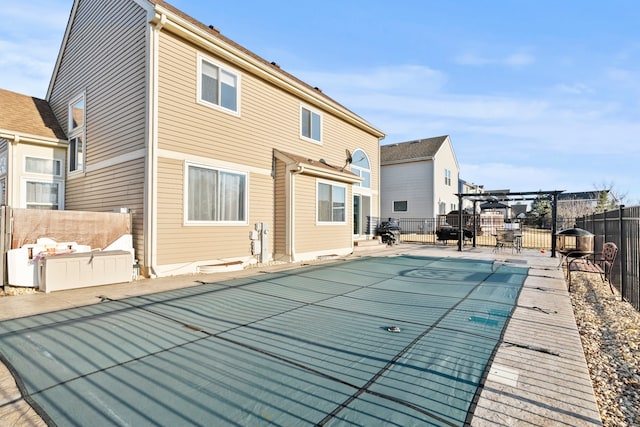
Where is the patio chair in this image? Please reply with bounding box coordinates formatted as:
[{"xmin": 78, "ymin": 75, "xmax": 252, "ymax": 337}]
[{"xmin": 494, "ymin": 230, "xmax": 520, "ymax": 253}]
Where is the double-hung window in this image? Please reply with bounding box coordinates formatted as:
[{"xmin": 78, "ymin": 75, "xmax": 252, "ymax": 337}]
[
  {"xmin": 25, "ymin": 181, "xmax": 62, "ymax": 210},
  {"xmin": 24, "ymin": 156, "xmax": 64, "ymax": 210},
  {"xmin": 444, "ymin": 168, "xmax": 452, "ymax": 186},
  {"xmin": 68, "ymin": 93, "xmax": 85, "ymax": 174},
  {"xmin": 301, "ymin": 105, "xmax": 322, "ymax": 143},
  {"xmin": 199, "ymin": 56, "xmax": 239, "ymax": 113},
  {"xmin": 317, "ymin": 181, "xmax": 346, "ymax": 223},
  {"xmin": 186, "ymin": 163, "xmax": 247, "ymax": 224}
]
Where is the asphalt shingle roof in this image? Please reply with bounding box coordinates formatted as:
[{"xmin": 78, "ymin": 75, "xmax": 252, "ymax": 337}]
[
  {"xmin": 380, "ymin": 136, "xmax": 448, "ymax": 163},
  {"xmin": 0, "ymin": 88, "xmax": 66, "ymax": 140}
]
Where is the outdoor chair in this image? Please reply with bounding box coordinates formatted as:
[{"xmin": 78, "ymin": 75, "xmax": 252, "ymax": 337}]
[
  {"xmin": 494, "ymin": 230, "xmax": 521, "ymax": 253},
  {"xmin": 567, "ymin": 242, "xmax": 618, "ymax": 292}
]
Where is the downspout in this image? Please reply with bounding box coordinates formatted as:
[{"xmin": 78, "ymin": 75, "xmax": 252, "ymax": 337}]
[
  {"xmin": 7, "ymin": 136, "xmax": 17, "ymax": 207},
  {"xmin": 286, "ymin": 164, "xmax": 303, "ymax": 262},
  {"xmin": 144, "ymin": 13, "xmax": 166, "ymax": 277}
]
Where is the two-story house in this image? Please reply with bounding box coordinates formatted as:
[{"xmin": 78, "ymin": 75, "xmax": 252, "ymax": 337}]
[
  {"xmin": 380, "ymin": 136, "xmax": 459, "ymax": 224},
  {"xmin": 46, "ymin": 0, "xmax": 384, "ymax": 277}
]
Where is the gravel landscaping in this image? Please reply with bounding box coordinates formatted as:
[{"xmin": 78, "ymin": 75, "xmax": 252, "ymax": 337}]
[{"xmin": 570, "ymin": 273, "xmax": 640, "ymax": 427}]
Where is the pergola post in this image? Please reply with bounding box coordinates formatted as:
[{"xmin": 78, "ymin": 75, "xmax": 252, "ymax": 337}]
[
  {"xmin": 457, "ymin": 194, "xmax": 463, "ymax": 252},
  {"xmin": 550, "ymin": 191, "xmax": 559, "ymax": 258}
]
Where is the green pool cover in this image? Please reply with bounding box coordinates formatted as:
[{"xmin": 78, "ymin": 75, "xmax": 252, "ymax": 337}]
[{"xmin": 0, "ymin": 255, "xmax": 528, "ymax": 426}]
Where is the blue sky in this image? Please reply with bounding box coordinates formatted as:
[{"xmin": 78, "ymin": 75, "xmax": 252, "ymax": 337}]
[{"xmin": 1, "ymin": 1, "xmax": 638, "ymax": 203}]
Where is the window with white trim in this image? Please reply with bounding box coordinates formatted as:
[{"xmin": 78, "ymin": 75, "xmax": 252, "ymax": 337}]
[
  {"xmin": 351, "ymin": 149, "xmax": 370, "ymax": 188},
  {"xmin": 393, "ymin": 200, "xmax": 407, "ymax": 212},
  {"xmin": 68, "ymin": 93, "xmax": 85, "ymax": 174},
  {"xmin": 444, "ymin": 168, "xmax": 452, "ymax": 186},
  {"xmin": 25, "ymin": 157, "xmax": 62, "ymax": 176},
  {"xmin": 185, "ymin": 163, "xmax": 247, "ymax": 224},
  {"xmin": 317, "ymin": 181, "xmax": 345, "ymax": 223},
  {"xmin": 301, "ymin": 105, "xmax": 322, "ymax": 142},
  {"xmin": 199, "ymin": 56, "xmax": 239, "ymax": 113},
  {"xmin": 25, "ymin": 181, "xmax": 62, "ymax": 210}
]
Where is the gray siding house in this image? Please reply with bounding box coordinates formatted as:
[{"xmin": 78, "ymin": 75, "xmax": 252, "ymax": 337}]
[{"xmin": 380, "ymin": 136, "xmax": 460, "ymax": 223}]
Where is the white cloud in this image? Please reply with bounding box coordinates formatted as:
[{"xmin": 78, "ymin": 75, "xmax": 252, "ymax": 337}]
[
  {"xmin": 554, "ymin": 83, "xmax": 594, "ymax": 95},
  {"xmin": 296, "ymin": 64, "xmax": 640, "ymax": 158},
  {"xmin": 297, "ymin": 65, "xmax": 448, "ymax": 95},
  {"xmin": 504, "ymin": 52, "xmax": 535, "ymax": 67},
  {"xmin": 0, "ymin": 2, "xmax": 67, "ymax": 97},
  {"xmin": 454, "ymin": 53, "xmax": 490, "ymax": 66},
  {"xmin": 454, "ymin": 50, "xmax": 535, "ymax": 67}
]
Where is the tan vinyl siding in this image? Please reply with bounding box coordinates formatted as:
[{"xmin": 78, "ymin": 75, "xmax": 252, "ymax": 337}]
[
  {"xmin": 49, "ymin": 0, "xmax": 147, "ymax": 164},
  {"xmin": 294, "ymin": 175, "xmax": 352, "ymax": 253},
  {"xmin": 64, "ymin": 158, "xmax": 144, "ymax": 259},
  {"xmin": 155, "ymin": 26, "xmax": 379, "ymax": 265},
  {"xmin": 157, "ymin": 32, "xmax": 380, "ymax": 170},
  {"xmin": 155, "ymin": 157, "xmax": 273, "ymax": 264},
  {"xmin": 47, "ymin": 0, "xmax": 148, "ymax": 261}
]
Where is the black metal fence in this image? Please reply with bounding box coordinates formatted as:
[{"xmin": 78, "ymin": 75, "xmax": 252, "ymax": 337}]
[
  {"xmin": 368, "ymin": 216, "xmax": 575, "ymax": 251},
  {"xmin": 576, "ymin": 206, "xmax": 640, "ymax": 311}
]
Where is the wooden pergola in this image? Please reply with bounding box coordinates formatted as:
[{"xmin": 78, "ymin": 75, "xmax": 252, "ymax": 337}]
[{"xmin": 454, "ymin": 190, "xmax": 564, "ymax": 257}]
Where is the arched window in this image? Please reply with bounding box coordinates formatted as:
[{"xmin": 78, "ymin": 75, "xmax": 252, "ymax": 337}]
[{"xmin": 351, "ymin": 149, "xmax": 370, "ymax": 188}]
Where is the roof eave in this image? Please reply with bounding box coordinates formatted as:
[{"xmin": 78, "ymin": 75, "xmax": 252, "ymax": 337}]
[{"xmin": 0, "ymin": 130, "xmax": 68, "ymax": 148}]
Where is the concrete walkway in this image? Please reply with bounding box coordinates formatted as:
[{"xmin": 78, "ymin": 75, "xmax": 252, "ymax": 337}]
[{"xmin": 0, "ymin": 244, "xmax": 602, "ymax": 426}]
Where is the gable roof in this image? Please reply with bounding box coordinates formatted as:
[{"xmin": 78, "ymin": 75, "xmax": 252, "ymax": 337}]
[
  {"xmin": 380, "ymin": 136, "xmax": 449, "ymax": 163},
  {"xmin": 0, "ymin": 88, "xmax": 66, "ymax": 142}
]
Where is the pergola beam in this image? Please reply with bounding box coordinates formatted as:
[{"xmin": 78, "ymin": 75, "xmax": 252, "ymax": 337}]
[{"xmin": 455, "ymin": 190, "xmax": 564, "ymax": 257}]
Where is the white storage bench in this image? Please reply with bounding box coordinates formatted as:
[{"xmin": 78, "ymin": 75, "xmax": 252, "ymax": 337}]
[{"xmin": 38, "ymin": 250, "xmax": 133, "ymax": 293}]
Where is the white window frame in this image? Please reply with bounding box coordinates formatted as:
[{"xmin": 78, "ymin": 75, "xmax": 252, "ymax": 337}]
[
  {"xmin": 300, "ymin": 104, "xmax": 322, "ymax": 143},
  {"xmin": 316, "ymin": 179, "xmax": 346, "ymax": 224},
  {"xmin": 24, "ymin": 156, "xmax": 62, "ymax": 177},
  {"xmin": 444, "ymin": 168, "xmax": 452, "ymax": 186},
  {"xmin": 393, "ymin": 200, "xmax": 408, "ymax": 213},
  {"xmin": 184, "ymin": 161, "xmax": 248, "ymax": 226},
  {"xmin": 350, "ymin": 149, "xmax": 371, "ymax": 188},
  {"xmin": 197, "ymin": 54, "xmax": 241, "ymax": 115},
  {"xmin": 21, "ymin": 178, "xmax": 64, "ymax": 210},
  {"xmin": 67, "ymin": 92, "xmax": 85, "ymax": 175}
]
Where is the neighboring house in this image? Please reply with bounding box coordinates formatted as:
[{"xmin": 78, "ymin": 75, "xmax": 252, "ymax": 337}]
[
  {"xmin": 557, "ymin": 190, "xmax": 608, "ymax": 219},
  {"xmin": 459, "ymin": 180, "xmax": 484, "ymax": 212},
  {"xmin": 558, "ymin": 191, "xmax": 607, "ymax": 208},
  {"xmin": 0, "ymin": 89, "xmax": 67, "ymax": 210},
  {"xmin": 44, "ymin": 0, "xmax": 384, "ymax": 277},
  {"xmin": 380, "ymin": 136, "xmax": 459, "ymax": 222}
]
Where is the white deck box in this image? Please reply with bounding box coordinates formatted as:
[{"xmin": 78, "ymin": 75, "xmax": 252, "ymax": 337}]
[{"xmin": 38, "ymin": 250, "xmax": 133, "ymax": 293}]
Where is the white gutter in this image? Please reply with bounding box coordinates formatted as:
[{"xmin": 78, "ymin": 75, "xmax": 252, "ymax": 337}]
[
  {"xmin": 294, "ymin": 164, "xmax": 362, "ymax": 184},
  {"xmin": 0, "ymin": 131, "xmax": 67, "ymax": 148}
]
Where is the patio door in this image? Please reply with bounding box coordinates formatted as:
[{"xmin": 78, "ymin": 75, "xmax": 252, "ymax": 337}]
[{"xmin": 353, "ymin": 194, "xmax": 371, "ymax": 236}]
